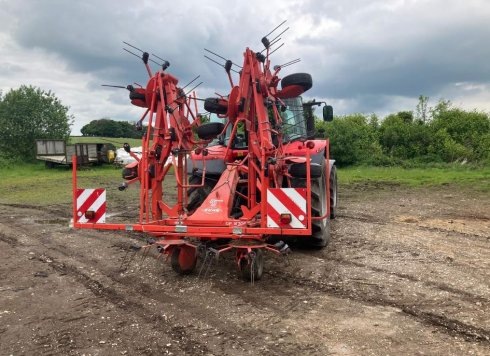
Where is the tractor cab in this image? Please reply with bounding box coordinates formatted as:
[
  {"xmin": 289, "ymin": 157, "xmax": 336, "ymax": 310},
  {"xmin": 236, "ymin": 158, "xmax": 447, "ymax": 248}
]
[
  {"xmin": 207, "ymin": 114, "xmax": 247, "ymax": 150},
  {"xmin": 277, "ymin": 96, "xmax": 334, "ymax": 142}
]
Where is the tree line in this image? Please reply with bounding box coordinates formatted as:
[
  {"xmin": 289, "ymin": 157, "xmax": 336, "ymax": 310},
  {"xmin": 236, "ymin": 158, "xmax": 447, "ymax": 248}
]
[
  {"xmin": 316, "ymin": 97, "xmax": 490, "ymax": 167},
  {"xmin": 1, "ymin": 85, "xmax": 489, "ymax": 168},
  {"xmin": 80, "ymin": 118, "xmax": 144, "ymax": 138}
]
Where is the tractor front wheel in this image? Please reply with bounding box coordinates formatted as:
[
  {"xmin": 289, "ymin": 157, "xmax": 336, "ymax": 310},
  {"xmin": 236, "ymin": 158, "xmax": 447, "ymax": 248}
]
[{"xmin": 186, "ymin": 175, "xmax": 217, "ymax": 213}]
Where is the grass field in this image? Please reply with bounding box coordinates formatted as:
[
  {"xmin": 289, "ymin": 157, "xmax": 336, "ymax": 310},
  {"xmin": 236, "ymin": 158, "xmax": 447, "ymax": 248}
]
[
  {"xmin": 339, "ymin": 165, "xmax": 490, "ymax": 191},
  {"xmin": 69, "ymin": 136, "xmax": 143, "ymax": 148},
  {"xmin": 1, "ymin": 162, "xmax": 489, "ymax": 206},
  {"xmin": 0, "ymin": 163, "xmax": 124, "ymax": 205}
]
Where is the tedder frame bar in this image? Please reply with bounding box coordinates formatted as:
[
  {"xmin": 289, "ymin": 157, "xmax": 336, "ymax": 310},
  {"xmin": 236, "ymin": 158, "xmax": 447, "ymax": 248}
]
[{"xmin": 71, "ymin": 146, "xmax": 331, "ymax": 241}]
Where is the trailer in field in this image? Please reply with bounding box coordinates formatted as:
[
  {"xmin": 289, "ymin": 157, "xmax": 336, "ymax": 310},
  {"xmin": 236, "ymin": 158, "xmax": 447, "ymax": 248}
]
[{"xmin": 36, "ymin": 139, "xmax": 116, "ymax": 167}]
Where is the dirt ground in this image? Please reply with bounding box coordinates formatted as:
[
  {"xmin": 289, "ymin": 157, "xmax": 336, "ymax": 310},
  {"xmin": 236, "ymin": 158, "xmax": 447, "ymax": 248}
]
[{"xmin": 0, "ymin": 182, "xmax": 489, "ymax": 355}]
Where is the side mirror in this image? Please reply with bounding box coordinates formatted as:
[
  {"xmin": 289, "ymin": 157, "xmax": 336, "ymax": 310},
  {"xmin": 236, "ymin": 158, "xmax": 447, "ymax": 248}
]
[{"xmin": 323, "ymin": 105, "xmax": 333, "ymax": 122}]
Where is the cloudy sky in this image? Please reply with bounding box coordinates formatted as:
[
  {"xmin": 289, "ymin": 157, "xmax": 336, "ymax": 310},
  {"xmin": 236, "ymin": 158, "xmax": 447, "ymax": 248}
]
[{"xmin": 1, "ymin": 0, "xmax": 489, "ymax": 134}]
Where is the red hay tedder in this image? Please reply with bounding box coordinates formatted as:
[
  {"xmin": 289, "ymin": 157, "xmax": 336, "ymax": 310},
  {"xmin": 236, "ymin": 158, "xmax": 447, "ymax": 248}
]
[{"xmin": 71, "ymin": 23, "xmax": 338, "ymax": 281}]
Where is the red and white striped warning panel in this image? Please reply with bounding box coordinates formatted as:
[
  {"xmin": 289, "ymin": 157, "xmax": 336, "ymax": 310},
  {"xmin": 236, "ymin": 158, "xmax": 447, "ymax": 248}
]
[
  {"xmin": 76, "ymin": 189, "xmax": 106, "ymax": 223},
  {"xmin": 267, "ymin": 188, "xmax": 307, "ymax": 229}
]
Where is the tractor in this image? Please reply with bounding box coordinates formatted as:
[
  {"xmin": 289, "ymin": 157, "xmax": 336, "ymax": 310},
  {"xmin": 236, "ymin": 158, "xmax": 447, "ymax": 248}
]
[
  {"xmin": 71, "ymin": 28, "xmax": 338, "ymax": 281},
  {"xmin": 187, "ymin": 85, "xmax": 337, "ymax": 247}
]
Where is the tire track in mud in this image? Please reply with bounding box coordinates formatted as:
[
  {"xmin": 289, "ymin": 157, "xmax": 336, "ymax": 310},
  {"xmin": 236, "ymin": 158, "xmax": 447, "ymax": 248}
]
[
  {"xmin": 6, "ymin": 213, "xmax": 490, "ymax": 347},
  {"xmin": 265, "ymin": 268, "xmax": 490, "ymax": 345},
  {"xmin": 319, "ymin": 254, "xmax": 489, "ymax": 304},
  {"xmin": 3, "ymin": 201, "xmax": 490, "ymax": 349},
  {"xmin": 49, "ymin": 227, "xmax": 490, "ymax": 350},
  {"xmin": 40, "ymin": 254, "xmax": 212, "ymax": 355},
  {"xmin": 338, "ymin": 213, "xmax": 490, "ymax": 242},
  {"xmin": 0, "ymin": 221, "xmax": 212, "ymax": 355},
  {"xmin": 0, "ymin": 203, "xmax": 70, "ymax": 218},
  {"xmin": 0, "ymin": 231, "xmax": 19, "ymax": 246},
  {"xmin": 23, "ymin": 226, "xmax": 314, "ymax": 355}
]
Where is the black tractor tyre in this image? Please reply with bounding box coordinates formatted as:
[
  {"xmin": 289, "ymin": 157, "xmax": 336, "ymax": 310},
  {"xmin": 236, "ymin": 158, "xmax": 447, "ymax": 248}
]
[
  {"xmin": 289, "ymin": 162, "xmax": 322, "ymax": 179},
  {"xmin": 186, "ymin": 175, "xmax": 217, "ymax": 213},
  {"xmin": 330, "ymin": 165, "xmax": 338, "ymax": 219},
  {"xmin": 204, "ymin": 97, "xmax": 228, "ymax": 115},
  {"xmin": 239, "ymin": 249, "xmax": 264, "ymax": 282},
  {"xmin": 291, "ymin": 159, "xmax": 330, "ymax": 248},
  {"xmin": 281, "ymin": 73, "xmax": 313, "ymax": 92},
  {"xmin": 197, "ymin": 122, "xmax": 225, "ymax": 140}
]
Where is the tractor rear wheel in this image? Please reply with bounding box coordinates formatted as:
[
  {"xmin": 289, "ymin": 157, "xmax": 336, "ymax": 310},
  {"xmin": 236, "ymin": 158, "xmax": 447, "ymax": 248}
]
[
  {"xmin": 292, "ymin": 159, "xmax": 331, "ymax": 247},
  {"xmin": 330, "ymin": 165, "xmax": 338, "ymax": 219},
  {"xmin": 186, "ymin": 175, "xmax": 217, "ymax": 213}
]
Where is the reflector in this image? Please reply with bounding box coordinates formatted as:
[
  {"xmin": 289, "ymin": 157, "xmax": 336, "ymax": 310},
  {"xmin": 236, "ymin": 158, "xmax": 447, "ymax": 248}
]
[{"xmin": 280, "ymin": 213, "xmax": 292, "ymax": 224}]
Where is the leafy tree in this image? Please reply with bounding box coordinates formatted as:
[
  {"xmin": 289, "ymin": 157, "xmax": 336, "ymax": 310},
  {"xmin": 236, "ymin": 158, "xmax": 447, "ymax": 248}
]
[
  {"xmin": 379, "ymin": 112, "xmax": 431, "ymax": 160},
  {"xmin": 430, "ymin": 103, "xmax": 490, "ymax": 161},
  {"xmin": 81, "ymin": 118, "xmax": 143, "ymax": 138},
  {"xmin": 416, "ymin": 95, "xmax": 429, "ymax": 123},
  {"xmin": 315, "ymin": 97, "xmax": 490, "ymax": 166},
  {"xmin": 0, "ymin": 85, "xmax": 72, "ymax": 160},
  {"xmin": 317, "ymin": 114, "xmax": 383, "ymax": 166}
]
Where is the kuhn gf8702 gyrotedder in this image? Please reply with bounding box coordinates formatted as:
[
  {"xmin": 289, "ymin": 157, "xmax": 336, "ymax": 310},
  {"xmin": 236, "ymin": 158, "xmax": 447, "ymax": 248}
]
[{"xmin": 71, "ymin": 22, "xmax": 338, "ymax": 281}]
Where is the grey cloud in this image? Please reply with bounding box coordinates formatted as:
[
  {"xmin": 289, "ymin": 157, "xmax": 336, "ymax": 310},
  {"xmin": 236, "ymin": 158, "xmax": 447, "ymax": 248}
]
[{"xmin": 2, "ymin": 0, "xmax": 490, "ymax": 130}]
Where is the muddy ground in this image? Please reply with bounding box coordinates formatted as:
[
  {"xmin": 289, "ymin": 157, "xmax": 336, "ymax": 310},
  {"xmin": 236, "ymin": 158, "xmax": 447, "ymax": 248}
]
[{"xmin": 0, "ymin": 182, "xmax": 489, "ymax": 355}]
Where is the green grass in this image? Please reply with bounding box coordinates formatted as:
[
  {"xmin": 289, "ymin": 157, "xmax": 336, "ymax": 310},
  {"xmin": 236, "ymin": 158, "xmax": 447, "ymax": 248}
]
[
  {"xmin": 0, "ymin": 163, "xmax": 125, "ymax": 206},
  {"xmin": 1, "ymin": 163, "xmax": 489, "ymax": 206},
  {"xmin": 338, "ymin": 165, "xmax": 490, "ymax": 191},
  {"xmin": 69, "ymin": 136, "xmax": 143, "ymax": 148}
]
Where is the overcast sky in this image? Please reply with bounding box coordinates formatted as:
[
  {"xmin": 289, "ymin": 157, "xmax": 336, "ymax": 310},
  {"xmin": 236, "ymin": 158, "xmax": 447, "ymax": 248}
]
[{"xmin": 1, "ymin": 0, "xmax": 489, "ymax": 134}]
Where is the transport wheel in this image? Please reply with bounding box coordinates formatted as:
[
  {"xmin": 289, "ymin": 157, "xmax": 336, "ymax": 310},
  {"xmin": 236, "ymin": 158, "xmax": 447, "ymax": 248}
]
[
  {"xmin": 329, "ymin": 165, "xmax": 338, "ymax": 219},
  {"xmin": 129, "ymin": 90, "xmax": 145, "ymax": 101},
  {"xmin": 170, "ymin": 246, "xmax": 197, "ymax": 275},
  {"xmin": 204, "ymin": 97, "xmax": 228, "ymax": 115},
  {"xmin": 281, "ymin": 73, "xmax": 313, "ymax": 92},
  {"xmin": 292, "ymin": 159, "xmax": 331, "ymax": 248},
  {"xmin": 239, "ymin": 249, "xmax": 264, "ymax": 282},
  {"xmin": 186, "ymin": 175, "xmax": 217, "ymax": 213},
  {"xmin": 197, "ymin": 122, "xmax": 225, "ymax": 140}
]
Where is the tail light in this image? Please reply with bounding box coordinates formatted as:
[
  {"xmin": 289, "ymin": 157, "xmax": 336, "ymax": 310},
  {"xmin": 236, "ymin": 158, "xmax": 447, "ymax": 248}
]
[
  {"xmin": 306, "ymin": 141, "xmax": 315, "ymax": 149},
  {"xmin": 280, "ymin": 213, "xmax": 292, "ymax": 224},
  {"xmin": 84, "ymin": 210, "xmax": 95, "ymax": 220}
]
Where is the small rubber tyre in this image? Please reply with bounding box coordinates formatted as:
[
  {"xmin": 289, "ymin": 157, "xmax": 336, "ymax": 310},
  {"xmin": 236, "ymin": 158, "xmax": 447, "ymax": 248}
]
[
  {"xmin": 281, "ymin": 73, "xmax": 313, "ymax": 92},
  {"xmin": 239, "ymin": 249, "xmax": 264, "ymax": 282},
  {"xmin": 171, "ymin": 247, "xmax": 197, "ymax": 275},
  {"xmin": 129, "ymin": 91, "xmax": 145, "ymax": 101},
  {"xmin": 122, "ymin": 167, "xmax": 138, "ymax": 180},
  {"xmin": 330, "ymin": 165, "xmax": 338, "ymax": 219},
  {"xmin": 197, "ymin": 122, "xmax": 225, "ymax": 140},
  {"xmin": 291, "ymin": 159, "xmax": 330, "ymax": 248},
  {"xmin": 204, "ymin": 97, "xmax": 228, "ymax": 115}
]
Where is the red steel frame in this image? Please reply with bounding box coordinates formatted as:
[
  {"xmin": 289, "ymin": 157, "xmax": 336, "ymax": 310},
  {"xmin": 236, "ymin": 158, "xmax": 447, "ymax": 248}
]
[{"xmin": 71, "ymin": 47, "xmax": 331, "ymax": 246}]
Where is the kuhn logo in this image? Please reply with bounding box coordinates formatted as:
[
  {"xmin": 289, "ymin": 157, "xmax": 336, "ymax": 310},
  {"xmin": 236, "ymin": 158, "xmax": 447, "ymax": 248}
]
[
  {"xmin": 204, "ymin": 199, "xmax": 223, "ymax": 214},
  {"xmin": 209, "ymin": 199, "xmax": 223, "ymax": 207}
]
